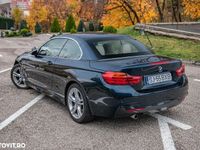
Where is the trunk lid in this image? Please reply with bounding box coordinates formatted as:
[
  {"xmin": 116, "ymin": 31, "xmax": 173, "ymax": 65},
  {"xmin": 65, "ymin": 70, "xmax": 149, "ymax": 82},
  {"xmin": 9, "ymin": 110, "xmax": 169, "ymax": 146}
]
[{"xmin": 90, "ymin": 55, "xmax": 183, "ymax": 92}]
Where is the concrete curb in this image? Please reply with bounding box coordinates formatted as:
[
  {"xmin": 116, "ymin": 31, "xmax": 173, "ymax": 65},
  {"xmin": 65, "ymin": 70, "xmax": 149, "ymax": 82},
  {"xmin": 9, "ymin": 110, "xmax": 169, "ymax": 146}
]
[{"xmin": 182, "ymin": 60, "xmax": 200, "ymax": 66}]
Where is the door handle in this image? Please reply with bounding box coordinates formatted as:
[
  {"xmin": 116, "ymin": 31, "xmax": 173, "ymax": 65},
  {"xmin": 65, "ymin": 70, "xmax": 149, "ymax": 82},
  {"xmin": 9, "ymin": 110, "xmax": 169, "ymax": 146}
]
[{"xmin": 47, "ymin": 61, "xmax": 53, "ymax": 65}]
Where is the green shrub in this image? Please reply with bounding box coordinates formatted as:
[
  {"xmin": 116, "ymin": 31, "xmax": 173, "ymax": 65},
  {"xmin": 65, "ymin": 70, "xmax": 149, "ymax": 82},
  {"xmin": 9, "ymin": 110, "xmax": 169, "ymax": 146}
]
[
  {"xmin": 5, "ymin": 30, "xmax": 31, "ymax": 37},
  {"xmin": 35, "ymin": 22, "xmax": 42, "ymax": 33},
  {"xmin": 103, "ymin": 26, "xmax": 117, "ymax": 33},
  {"xmin": 7, "ymin": 32, "xmax": 15, "ymax": 37},
  {"xmin": 13, "ymin": 31, "xmax": 17, "ymax": 36},
  {"xmin": 50, "ymin": 17, "xmax": 61, "ymax": 33},
  {"xmin": 65, "ymin": 15, "xmax": 76, "ymax": 32},
  {"xmin": 20, "ymin": 28, "xmax": 29, "ymax": 36},
  {"xmin": 70, "ymin": 28, "xmax": 77, "ymax": 34},
  {"xmin": 16, "ymin": 32, "xmax": 21, "ymax": 36},
  {"xmin": 5, "ymin": 31, "xmax": 9, "ymax": 36},
  {"xmin": 77, "ymin": 20, "xmax": 85, "ymax": 32},
  {"xmin": 20, "ymin": 20, "xmax": 28, "ymax": 30},
  {"xmin": 89, "ymin": 21, "xmax": 95, "ymax": 31},
  {"xmin": 98, "ymin": 22, "xmax": 104, "ymax": 31}
]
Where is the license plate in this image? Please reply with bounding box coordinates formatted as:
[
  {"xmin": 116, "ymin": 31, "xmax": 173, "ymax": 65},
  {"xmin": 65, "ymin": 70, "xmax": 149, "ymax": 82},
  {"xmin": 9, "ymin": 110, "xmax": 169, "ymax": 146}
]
[{"xmin": 146, "ymin": 72, "xmax": 172, "ymax": 85}]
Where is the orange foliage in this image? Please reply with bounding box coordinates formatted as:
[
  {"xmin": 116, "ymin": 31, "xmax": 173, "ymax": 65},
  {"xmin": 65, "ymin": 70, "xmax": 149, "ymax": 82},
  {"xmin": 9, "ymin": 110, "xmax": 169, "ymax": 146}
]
[
  {"xmin": 102, "ymin": 0, "xmax": 157, "ymax": 28},
  {"xmin": 79, "ymin": 0, "xmax": 105, "ymax": 21},
  {"xmin": 102, "ymin": 9, "xmax": 133, "ymax": 28},
  {"xmin": 27, "ymin": 0, "xmax": 81, "ymax": 32},
  {"xmin": 183, "ymin": 0, "xmax": 200, "ymax": 20},
  {"xmin": 26, "ymin": 0, "xmax": 48, "ymax": 31}
]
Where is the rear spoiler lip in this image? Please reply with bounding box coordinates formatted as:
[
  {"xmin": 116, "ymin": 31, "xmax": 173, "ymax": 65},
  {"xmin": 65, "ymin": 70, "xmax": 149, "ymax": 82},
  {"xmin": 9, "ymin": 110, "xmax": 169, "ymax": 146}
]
[
  {"xmin": 120, "ymin": 59, "xmax": 181, "ymax": 71},
  {"xmin": 150, "ymin": 60, "xmax": 170, "ymax": 65},
  {"xmin": 150, "ymin": 59, "xmax": 182, "ymax": 66}
]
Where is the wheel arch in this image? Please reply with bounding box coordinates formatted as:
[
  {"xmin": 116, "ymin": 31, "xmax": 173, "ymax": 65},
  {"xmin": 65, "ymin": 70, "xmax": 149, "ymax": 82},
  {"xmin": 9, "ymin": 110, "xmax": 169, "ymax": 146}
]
[
  {"xmin": 14, "ymin": 60, "xmax": 19, "ymax": 65},
  {"xmin": 64, "ymin": 80, "xmax": 88, "ymax": 105}
]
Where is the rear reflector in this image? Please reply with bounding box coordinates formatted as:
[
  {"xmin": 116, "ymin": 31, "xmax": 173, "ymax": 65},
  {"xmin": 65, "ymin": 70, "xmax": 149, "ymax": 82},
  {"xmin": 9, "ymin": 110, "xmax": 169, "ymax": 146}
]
[
  {"xmin": 176, "ymin": 64, "xmax": 185, "ymax": 77},
  {"xmin": 102, "ymin": 72, "xmax": 142, "ymax": 85}
]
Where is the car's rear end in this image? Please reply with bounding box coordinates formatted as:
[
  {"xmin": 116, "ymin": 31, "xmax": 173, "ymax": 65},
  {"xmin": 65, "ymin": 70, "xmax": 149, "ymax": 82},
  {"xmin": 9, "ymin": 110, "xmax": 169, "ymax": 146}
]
[{"xmin": 85, "ymin": 36, "xmax": 188, "ymax": 117}]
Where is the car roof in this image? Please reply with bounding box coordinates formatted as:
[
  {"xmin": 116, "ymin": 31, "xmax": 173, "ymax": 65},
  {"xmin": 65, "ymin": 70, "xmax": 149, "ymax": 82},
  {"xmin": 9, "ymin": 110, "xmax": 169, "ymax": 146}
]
[
  {"xmin": 57, "ymin": 33, "xmax": 130, "ymax": 41},
  {"xmin": 51, "ymin": 33, "xmax": 134, "ymax": 60}
]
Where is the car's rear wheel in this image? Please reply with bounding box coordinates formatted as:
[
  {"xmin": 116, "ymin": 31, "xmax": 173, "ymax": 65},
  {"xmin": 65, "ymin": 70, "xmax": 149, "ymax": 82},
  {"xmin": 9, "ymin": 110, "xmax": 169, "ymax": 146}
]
[
  {"xmin": 11, "ymin": 64, "xmax": 29, "ymax": 89},
  {"xmin": 66, "ymin": 83, "xmax": 93, "ymax": 123}
]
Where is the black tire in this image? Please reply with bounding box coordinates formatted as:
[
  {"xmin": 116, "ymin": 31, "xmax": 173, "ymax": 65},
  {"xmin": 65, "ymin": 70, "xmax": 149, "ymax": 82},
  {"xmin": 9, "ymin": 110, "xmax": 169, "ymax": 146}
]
[
  {"xmin": 11, "ymin": 64, "xmax": 29, "ymax": 89},
  {"xmin": 66, "ymin": 83, "xmax": 93, "ymax": 123}
]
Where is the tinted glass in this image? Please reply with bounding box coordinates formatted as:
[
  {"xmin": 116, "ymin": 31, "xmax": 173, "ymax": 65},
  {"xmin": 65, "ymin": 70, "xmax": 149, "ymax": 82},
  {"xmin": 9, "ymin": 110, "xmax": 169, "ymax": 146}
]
[
  {"xmin": 39, "ymin": 38, "xmax": 67, "ymax": 56},
  {"xmin": 59, "ymin": 39, "xmax": 82, "ymax": 59},
  {"xmin": 87, "ymin": 38, "xmax": 151, "ymax": 59}
]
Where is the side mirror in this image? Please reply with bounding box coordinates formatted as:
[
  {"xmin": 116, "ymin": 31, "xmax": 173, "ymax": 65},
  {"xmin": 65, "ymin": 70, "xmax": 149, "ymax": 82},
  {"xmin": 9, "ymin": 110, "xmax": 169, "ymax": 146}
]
[
  {"xmin": 31, "ymin": 47, "xmax": 38, "ymax": 55},
  {"xmin": 39, "ymin": 49, "xmax": 47, "ymax": 55}
]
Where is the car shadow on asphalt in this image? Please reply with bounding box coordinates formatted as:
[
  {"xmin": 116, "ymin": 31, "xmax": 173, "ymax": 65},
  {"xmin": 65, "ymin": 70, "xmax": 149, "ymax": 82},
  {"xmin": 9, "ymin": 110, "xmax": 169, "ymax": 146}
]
[{"xmin": 42, "ymin": 94, "xmax": 160, "ymax": 130}]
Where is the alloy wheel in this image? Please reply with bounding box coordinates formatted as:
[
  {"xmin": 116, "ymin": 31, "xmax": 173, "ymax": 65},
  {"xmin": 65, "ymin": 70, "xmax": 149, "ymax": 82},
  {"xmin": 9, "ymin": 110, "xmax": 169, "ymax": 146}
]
[
  {"xmin": 68, "ymin": 87, "xmax": 84, "ymax": 119},
  {"xmin": 12, "ymin": 66, "xmax": 27, "ymax": 88}
]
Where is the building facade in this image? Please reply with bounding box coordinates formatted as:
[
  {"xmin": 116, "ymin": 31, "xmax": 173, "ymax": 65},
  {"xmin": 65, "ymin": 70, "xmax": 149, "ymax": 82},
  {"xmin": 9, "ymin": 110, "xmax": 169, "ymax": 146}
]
[{"xmin": 0, "ymin": 0, "xmax": 30, "ymax": 17}]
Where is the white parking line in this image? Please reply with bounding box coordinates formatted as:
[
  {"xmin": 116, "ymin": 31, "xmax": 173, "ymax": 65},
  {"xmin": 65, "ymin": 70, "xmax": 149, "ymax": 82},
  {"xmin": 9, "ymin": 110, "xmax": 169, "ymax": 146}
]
[
  {"xmin": 158, "ymin": 119, "xmax": 176, "ymax": 150},
  {"xmin": 148, "ymin": 113, "xmax": 192, "ymax": 150},
  {"xmin": 194, "ymin": 79, "xmax": 200, "ymax": 82},
  {"xmin": 0, "ymin": 68, "xmax": 12, "ymax": 74},
  {"xmin": 0, "ymin": 94, "xmax": 45, "ymax": 130},
  {"xmin": 150, "ymin": 113, "xmax": 192, "ymax": 130},
  {"xmin": 0, "ymin": 54, "xmax": 2, "ymax": 57}
]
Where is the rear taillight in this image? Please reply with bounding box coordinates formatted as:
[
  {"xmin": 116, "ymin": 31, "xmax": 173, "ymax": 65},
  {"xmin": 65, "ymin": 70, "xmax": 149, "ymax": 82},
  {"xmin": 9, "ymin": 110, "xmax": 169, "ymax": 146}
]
[
  {"xmin": 176, "ymin": 64, "xmax": 185, "ymax": 77},
  {"xmin": 102, "ymin": 72, "xmax": 142, "ymax": 85}
]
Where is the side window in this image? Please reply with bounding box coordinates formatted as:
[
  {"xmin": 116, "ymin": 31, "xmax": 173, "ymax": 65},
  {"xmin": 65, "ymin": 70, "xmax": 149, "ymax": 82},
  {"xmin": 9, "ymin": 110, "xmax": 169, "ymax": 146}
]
[
  {"xmin": 39, "ymin": 38, "xmax": 67, "ymax": 56},
  {"xmin": 59, "ymin": 39, "xmax": 82, "ymax": 60}
]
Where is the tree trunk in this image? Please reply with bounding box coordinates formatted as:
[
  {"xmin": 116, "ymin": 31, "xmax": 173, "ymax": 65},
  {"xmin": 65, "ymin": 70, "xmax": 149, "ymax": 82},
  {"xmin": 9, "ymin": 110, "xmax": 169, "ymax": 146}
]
[
  {"xmin": 171, "ymin": 0, "xmax": 178, "ymax": 22},
  {"xmin": 122, "ymin": 0, "xmax": 140, "ymax": 23},
  {"xmin": 122, "ymin": 4, "xmax": 135, "ymax": 25},
  {"xmin": 155, "ymin": 0, "xmax": 164, "ymax": 22},
  {"xmin": 177, "ymin": 0, "xmax": 182, "ymax": 22}
]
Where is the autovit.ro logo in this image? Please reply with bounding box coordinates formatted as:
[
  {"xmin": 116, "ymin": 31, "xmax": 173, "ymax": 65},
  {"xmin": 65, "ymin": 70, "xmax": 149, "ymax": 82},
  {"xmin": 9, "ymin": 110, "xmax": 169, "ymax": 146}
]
[{"xmin": 0, "ymin": 143, "xmax": 26, "ymax": 149}]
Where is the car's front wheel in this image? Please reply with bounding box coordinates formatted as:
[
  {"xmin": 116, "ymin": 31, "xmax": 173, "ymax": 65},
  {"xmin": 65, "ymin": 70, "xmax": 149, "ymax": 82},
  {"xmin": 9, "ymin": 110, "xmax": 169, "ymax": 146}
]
[
  {"xmin": 11, "ymin": 64, "xmax": 29, "ymax": 89},
  {"xmin": 66, "ymin": 83, "xmax": 93, "ymax": 123}
]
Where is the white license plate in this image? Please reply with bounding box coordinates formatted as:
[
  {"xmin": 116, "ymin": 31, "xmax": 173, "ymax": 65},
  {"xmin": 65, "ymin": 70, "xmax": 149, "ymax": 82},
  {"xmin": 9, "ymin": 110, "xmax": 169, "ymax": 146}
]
[{"xmin": 146, "ymin": 72, "xmax": 172, "ymax": 85}]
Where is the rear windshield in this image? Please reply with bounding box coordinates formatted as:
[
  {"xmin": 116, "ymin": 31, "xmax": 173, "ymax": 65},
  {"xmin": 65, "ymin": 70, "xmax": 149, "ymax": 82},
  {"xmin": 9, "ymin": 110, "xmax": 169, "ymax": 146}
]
[{"xmin": 87, "ymin": 38, "xmax": 152, "ymax": 59}]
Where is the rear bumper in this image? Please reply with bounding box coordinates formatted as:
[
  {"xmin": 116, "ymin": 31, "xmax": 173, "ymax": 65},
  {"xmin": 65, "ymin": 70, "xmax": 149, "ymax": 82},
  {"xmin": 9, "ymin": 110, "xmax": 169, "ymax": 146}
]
[{"xmin": 88, "ymin": 79, "xmax": 188, "ymax": 118}]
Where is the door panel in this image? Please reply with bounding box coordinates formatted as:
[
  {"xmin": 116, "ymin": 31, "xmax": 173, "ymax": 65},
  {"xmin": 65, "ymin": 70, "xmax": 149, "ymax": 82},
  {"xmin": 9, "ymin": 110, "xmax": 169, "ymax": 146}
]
[
  {"xmin": 51, "ymin": 39, "xmax": 84, "ymax": 99},
  {"xmin": 23, "ymin": 38, "xmax": 67, "ymax": 93},
  {"xmin": 23, "ymin": 55, "xmax": 56, "ymax": 91}
]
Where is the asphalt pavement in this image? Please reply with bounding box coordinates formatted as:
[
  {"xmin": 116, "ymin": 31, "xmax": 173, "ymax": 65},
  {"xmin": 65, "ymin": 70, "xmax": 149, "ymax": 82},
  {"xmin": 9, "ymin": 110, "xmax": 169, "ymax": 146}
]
[{"xmin": 0, "ymin": 35, "xmax": 199, "ymax": 150}]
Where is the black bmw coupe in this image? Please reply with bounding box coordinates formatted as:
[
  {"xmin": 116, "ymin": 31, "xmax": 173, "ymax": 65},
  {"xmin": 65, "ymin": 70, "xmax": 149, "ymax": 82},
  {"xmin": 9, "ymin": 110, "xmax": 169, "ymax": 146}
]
[{"xmin": 11, "ymin": 34, "xmax": 188, "ymax": 123}]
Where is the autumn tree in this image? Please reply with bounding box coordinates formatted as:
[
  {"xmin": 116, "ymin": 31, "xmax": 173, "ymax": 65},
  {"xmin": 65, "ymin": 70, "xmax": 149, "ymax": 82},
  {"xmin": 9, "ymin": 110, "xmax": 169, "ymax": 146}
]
[
  {"xmin": 182, "ymin": 0, "xmax": 200, "ymax": 20},
  {"xmin": 26, "ymin": 0, "xmax": 48, "ymax": 32},
  {"xmin": 12, "ymin": 7, "xmax": 23, "ymax": 30},
  {"xmin": 102, "ymin": 0, "xmax": 157, "ymax": 28},
  {"xmin": 154, "ymin": 0, "xmax": 200, "ymax": 22},
  {"xmin": 27, "ymin": 0, "xmax": 82, "ymax": 32},
  {"xmin": 79, "ymin": 0, "xmax": 105, "ymax": 22},
  {"xmin": 155, "ymin": 0, "xmax": 166, "ymax": 22}
]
